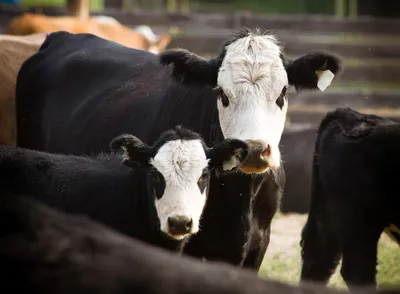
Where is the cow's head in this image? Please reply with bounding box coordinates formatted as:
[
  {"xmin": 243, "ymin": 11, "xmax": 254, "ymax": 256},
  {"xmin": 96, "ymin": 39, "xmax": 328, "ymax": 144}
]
[
  {"xmin": 110, "ymin": 126, "xmax": 249, "ymax": 240},
  {"xmin": 159, "ymin": 28, "xmax": 341, "ymax": 174}
]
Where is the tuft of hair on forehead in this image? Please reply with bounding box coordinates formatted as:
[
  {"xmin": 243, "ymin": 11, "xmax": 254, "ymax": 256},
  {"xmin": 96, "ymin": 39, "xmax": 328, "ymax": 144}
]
[
  {"xmin": 215, "ymin": 27, "xmax": 283, "ymax": 61},
  {"xmin": 152, "ymin": 126, "xmax": 206, "ymax": 152}
]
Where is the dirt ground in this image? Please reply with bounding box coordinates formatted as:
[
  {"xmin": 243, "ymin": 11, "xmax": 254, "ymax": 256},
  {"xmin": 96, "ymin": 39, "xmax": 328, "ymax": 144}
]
[{"xmin": 265, "ymin": 212, "xmax": 306, "ymax": 258}]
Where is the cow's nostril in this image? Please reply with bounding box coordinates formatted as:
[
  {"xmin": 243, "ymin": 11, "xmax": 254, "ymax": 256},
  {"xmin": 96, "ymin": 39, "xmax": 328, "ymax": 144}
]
[
  {"xmin": 260, "ymin": 145, "xmax": 271, "ymax": 159},
  {"xmin": 185, "ymin": 219, "xmax": 193, "ymax": 230}
]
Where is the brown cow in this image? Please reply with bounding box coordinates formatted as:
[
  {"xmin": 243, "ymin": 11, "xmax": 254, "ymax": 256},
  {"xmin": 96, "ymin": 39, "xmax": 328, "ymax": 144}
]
[
  {"xmin": 7, "ymin": 13, "xmax": 172, "ymax": 54},
  {"xmin": 0, "ymin": 33, "xmax": 46, "ymax": 146}
]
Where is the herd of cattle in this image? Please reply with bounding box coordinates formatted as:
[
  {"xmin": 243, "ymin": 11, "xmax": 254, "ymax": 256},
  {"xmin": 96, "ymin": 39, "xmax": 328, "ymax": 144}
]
[{"xmin": 0, "ymin": 10, "xmax": 399, "ymax": 294}]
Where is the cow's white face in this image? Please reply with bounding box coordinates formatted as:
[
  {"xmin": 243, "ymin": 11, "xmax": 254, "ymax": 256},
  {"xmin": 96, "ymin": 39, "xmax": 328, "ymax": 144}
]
[
  {"xmin": 150, "ymin": 139, "xmax": 209, "ymax": 240},
  {"xmin": 160, "ymin": 29, "xmax": 341, "ymax": 175},
  {"xmin": 110, "ymin": 127, "xmax": 249, "ymax": 240},
  {"xmin": 217, "ymin": 33, "xmax": 288, "ymax": 173}
]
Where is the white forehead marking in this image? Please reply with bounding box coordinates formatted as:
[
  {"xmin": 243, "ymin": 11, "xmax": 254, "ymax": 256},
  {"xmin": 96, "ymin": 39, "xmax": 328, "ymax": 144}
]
[
  {"xmin": 218, "ymin": 32, "xmax": 288, "ymax": 99},
  {"xmin": 150, "ymin": 139, "xmax": 209, "ymax": 185}
]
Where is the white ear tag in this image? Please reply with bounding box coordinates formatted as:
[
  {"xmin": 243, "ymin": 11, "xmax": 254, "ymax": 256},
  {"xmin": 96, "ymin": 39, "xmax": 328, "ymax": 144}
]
[{"xmin": 316, "ymin": 70, "xmax": 335, "ymax": 92}]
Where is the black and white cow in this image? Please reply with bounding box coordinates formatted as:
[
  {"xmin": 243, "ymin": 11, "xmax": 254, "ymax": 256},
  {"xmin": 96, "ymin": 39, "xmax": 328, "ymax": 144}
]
[
  {"xmin": 2, "ymin": 193, "xmax": 398, "ymax": 294},
  {"xmin": 300, "ymin": 108, "xmax": 400, "ymax": 289},
  {"xmin": 15, "ymin": 29, "xmax": 341, "ymax": 268},
  {"xmin": 0, "ymin": 126, "xmax": 249, "ymax": 252}
]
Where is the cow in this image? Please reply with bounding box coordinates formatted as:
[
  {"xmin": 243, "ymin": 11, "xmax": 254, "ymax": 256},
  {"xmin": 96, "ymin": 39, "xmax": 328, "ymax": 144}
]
[
  {"xmin": 7, "ymin": 13, "xmax": 172, "ymax": 54},
  {"xmin": 0, "ymin": 33, "xmax": 46, "ymax": 146},
  {"xmin": 15, "ymin": 29, "xmax": 342, "ymax": 269},
  {"xmin": 0, "ymin": 126, "xmax": 249, "ymax": 252},
  {"xmin": 2, "ymin": 193, "xmax": 399, "ymax": 294},
  {"xmin": 300, "ymin": 107, "xmax": 400, "ymax": 290},
  {"xmin": 279, "ymin": 126, "xmax": 317, "ymax": 213}
]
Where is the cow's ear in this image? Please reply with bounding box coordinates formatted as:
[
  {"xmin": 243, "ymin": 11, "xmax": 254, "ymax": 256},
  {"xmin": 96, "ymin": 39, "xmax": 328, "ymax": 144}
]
[
  {"xmin": 109, "ymin": 134, "xmax": 153, "ymax": 167},
  {"xmin": 285, "ymin": 52, "xmax": 342, "ymax": 92},
  {"xmin": 159, "ymin": 48, "xmax": 219, "ymax": 86},
  {"xmin": 155, "ymin": 34, "xmax": 172, "ymax": 53},
  {"xmin": 206, "ymin": 139, "xmax": 249, "ymax": 173}
]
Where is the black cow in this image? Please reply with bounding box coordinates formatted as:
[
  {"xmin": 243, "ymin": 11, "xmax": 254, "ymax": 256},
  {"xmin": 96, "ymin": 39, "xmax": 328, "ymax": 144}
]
[
  {"xmin": 300, "ymin": 108, "xmax": 400, "ymax": 289},
  {"xmin": 279, "ymin": 126, "xmax": 317, "ymax": 213},
  {"xmin": 15, "ymin": 29, "xmax": 341, "ymax": 269},
  {"xmin": 0, "ymin": 126, "xmax": 249, "ymax": 252},
  {"xmin": 2, "ymin": 193, "xmax": 400, "ymax": 294}
]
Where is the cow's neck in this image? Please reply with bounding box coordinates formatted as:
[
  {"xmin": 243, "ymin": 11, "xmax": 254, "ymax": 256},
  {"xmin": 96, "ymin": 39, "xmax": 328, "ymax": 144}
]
[{"xmin": 183, "ymin": 172, "xmax": 263, "ymax": 264}]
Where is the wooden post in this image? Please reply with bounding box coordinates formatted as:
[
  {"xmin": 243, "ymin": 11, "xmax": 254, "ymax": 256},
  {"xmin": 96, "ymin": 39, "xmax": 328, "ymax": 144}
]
[
  {"xmin": 334, "ymin": 0, "xmax": 347, "ymax": 19},
  {"xmin": 181, "ymin": 0, "xmax": 190, "ymax": 14},
  {"xmin": 67, "ymin": 0, "xmax": 90, "ymax": 19},
  {"xmin": 348, "ymin": 0, "xmax": 358, "ymax": 18},
  {"xmin": 166, "ymin": 0, "xmax": 177, "ymax": 13}
]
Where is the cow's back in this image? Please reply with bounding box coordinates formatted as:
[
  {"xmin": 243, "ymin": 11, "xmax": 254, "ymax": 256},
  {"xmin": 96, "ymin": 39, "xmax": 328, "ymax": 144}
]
[
  {"xmin": 16, "ymin": 31, "xmax": 175, "ymax": 154},
  {"xmin": 0, "ymin": 145, "xmax": 162, "ymax": 241}
]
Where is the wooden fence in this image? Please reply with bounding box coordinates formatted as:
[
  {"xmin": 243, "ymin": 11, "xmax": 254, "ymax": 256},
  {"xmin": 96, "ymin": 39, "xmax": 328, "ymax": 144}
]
[{"xmin": 1, "ymin": 4, "xmax": 400, "ymax": 127}]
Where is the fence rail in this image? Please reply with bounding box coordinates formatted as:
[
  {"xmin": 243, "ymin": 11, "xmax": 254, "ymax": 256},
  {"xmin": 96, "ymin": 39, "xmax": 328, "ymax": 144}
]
[{"xmin": 1, "ymin": 3, "xmax": 400, "ymax": 34}]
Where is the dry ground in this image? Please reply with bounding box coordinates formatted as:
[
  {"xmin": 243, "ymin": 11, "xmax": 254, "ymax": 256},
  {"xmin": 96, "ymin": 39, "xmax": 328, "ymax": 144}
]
[{"xmin": 258, "ymin": 212, "xmax": 400, "ymax": 290}]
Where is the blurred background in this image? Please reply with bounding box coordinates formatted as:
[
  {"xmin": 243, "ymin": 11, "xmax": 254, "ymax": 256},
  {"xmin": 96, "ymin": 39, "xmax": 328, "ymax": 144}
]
[
  {"xmin": 1, "ymin": 0, "xmax": 399, "ymax": 127},
  {"xmin": 0, "ymin": 0, "xmax": 399, "ymax": 289}
]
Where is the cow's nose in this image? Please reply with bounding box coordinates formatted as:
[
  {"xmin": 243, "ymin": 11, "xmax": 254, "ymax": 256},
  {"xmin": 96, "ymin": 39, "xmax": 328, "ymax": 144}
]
[
  {"xmin": 240, "ymin": 139, "xmax": 275, "ymax": 174},
  {"xmin": 167, "ymin": 215, "xmax": 193, "ymax": 235},
  {"xmin": 260, "ymin": 144, "xmax": 271, "ymax": 160}
]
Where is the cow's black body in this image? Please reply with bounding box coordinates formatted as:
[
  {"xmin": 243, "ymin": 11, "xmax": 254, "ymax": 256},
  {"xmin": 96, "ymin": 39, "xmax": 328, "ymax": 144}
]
[
  {"xmin": 0, "ymin": 145, "xmax": 184, "ymax": 251},
  {"xmin": 300, "ymin": 108, "xmax": 400, "ymax": 289},
  {"xmin": 16, "ymin": 31, "xmax": 285, "ymax": 268},
  {"xmin": 1, "ymin": 193, "xmax": 399, "ymax": 294},
  {"xmin": 280, "ymin": 126, "xmax": 317, "ymax": 213}
]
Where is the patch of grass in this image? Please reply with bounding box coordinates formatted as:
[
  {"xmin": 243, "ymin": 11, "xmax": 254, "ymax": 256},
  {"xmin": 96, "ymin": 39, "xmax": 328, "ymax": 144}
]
[{"xmin": 258, "ymin": 213, "xmax": 400, "ymax": 289}]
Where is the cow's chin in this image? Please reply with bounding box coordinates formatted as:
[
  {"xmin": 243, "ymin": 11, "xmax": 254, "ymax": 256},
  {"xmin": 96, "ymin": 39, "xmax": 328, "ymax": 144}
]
[
  {"xmin": 159, "ymin": 226, "xmax": 198, "ymax": 241},
  {"xmin": 239, "ymin": 154, "xmax": 280, "ymax": 175},
  {"xmin": 161, "ymin": 230, "xmax": 191, "ymax": 241},
  {"xmin": 240, "ymin": 165, "xmax": 270, "ymax": 175},
  {"xmin": 165, "ymin": 232, "xmax": 187, "ymax": 240}
]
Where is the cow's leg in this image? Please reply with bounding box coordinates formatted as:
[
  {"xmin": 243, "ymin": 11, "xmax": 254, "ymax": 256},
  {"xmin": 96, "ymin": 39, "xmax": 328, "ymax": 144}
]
[
  {"xmin": 242, "ymin": 227, "xmax": 270, "ymax": 270},
  {"xmin": 339, "ymin": 224, "xmax": 381, "ymax": 290},
  {"xmin": 300, "ymin": 216, "xmax": 341, "ymax": 285}
]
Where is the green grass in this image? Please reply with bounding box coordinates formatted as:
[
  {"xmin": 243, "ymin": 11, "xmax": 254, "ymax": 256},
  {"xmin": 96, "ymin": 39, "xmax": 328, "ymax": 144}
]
[{"xmin": 258, "ymin": 212, "xmax": 400, "ymax": 289}]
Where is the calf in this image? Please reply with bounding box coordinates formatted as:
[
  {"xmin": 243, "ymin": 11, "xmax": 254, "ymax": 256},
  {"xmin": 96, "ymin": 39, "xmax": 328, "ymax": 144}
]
[
  {"xmin": 0, "ymin": 126, "xmax": 249, "ymax": 252},
  {"xmin": 1, "ymin": 193, "xmax": 399, "ymax": 294},
  {"xmin": 300, "ymin": 108, "xmax": 400, "ymax": 289}
]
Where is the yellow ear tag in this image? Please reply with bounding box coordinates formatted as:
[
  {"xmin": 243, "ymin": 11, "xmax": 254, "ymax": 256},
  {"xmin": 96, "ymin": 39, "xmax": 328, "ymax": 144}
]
[{"xmin": 316, "ymin": 69, "xmax": 335, "ymax": 92}]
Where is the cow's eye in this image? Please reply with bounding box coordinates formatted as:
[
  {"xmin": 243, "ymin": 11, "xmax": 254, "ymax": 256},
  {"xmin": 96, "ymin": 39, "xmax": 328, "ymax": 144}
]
[
  {"xmin": 152, "ymin": 172, "xmax": 165, "ymax": 199},
  {"xmin": 197, "ymin": 170, "xmax": 209, "ymax": 193},
  {"xmin": 218, "ymin": 88, "xmax": 230, "ymax": 107},
  {"xmin": 276, "ymin": 87, "xmax": 287, "ymax": 110}
]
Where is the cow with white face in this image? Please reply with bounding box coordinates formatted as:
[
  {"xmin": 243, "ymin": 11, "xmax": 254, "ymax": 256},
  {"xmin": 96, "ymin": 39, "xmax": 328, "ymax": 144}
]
[
  {"xmin": 160, "ymin": 28, "xmax": 340, "ymax": 174},
  {"xmin": 110, "ymin": 126, "xmax": 249, "ymax": 240},
  {"xmin": 0, "ymin": 126, "xmax": 249, "ymax": 251},
  {"xmin": 15, "ymin": 29, "xmax": 341, "ymax": 267}
]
